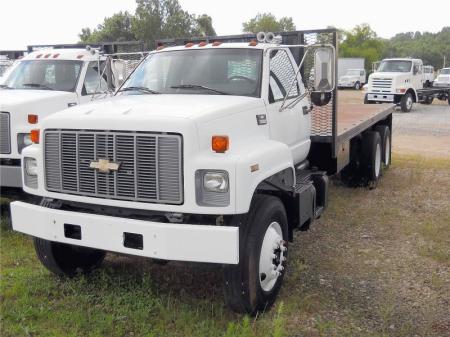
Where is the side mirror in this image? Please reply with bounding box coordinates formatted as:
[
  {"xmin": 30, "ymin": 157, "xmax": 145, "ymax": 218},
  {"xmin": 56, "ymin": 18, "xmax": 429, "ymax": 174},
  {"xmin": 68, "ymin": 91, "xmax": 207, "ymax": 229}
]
[
  {"xmin": 312, "ymin": 47, "xmax": 335, "ymax": 106},
  {"xmin": 313, "ymin": 47, "xmax": 334, "ymax": 92}
]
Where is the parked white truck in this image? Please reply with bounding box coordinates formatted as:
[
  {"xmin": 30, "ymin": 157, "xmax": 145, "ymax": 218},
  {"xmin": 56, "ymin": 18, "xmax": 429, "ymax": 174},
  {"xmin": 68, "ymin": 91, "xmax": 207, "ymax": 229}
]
[
  {"xmin": 0, "ymin": 46, "xmax": 147, "ymax": 190},
  {"xmin": 11, "ymin": 29, "xmax": 395, "ymax": 314},
  {"xmin": 433, "ymin": 67, "xmax": 450, "ymax": 87},
  {"xmin": 364, "ymin": 58, "xmax": 450, "ymax": 111},
  {"xmin": 338, "ymin": 68, "xmax": 366, "ymax": 89}
]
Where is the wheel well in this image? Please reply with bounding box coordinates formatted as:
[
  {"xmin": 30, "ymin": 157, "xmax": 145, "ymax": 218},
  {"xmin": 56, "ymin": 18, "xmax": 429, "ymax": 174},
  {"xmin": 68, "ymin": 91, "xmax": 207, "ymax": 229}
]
[{"xmin": 406, "ymin": 88, "xmax": 417, "ymax": 102}]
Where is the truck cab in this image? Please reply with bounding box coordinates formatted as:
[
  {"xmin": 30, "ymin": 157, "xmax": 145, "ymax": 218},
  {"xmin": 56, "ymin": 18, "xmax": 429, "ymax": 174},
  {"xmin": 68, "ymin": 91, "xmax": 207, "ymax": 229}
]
[
  {"xmin": 0, "ymin": 48, "xmax": 110, "ymax": 189},
  {"xmin": 338, "ymin": 68, "xmax": 366, "ymax": 89},
  {"xmin": 365, "ymin": 58, "xmax": 424, "ymax": 112}
]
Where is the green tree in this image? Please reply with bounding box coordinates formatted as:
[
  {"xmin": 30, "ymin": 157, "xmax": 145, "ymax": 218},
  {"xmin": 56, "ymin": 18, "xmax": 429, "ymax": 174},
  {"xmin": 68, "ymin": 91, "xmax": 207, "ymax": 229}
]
[
  {"xmin": 242, "ymin": 13, "xmax": 295, "ymax": 33},
  {"xmin": 79, "ymin": 11, "xmax": 135, "ymax": 43},
  {"xmin": 339, "ymin": 24, "xmax": 386, "ymax": 73},
  {"xmin": 193, "ymin": 14, "xmax": 216, "ymax": 36}
]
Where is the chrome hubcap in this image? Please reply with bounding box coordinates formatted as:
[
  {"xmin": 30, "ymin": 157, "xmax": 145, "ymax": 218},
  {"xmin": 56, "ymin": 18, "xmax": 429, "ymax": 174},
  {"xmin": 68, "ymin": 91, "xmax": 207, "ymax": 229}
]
[
  {"xmin": 375, "ymin": 143, "xmax": 381, "ymax": 177},
  {"xmin": 407, "ymin": 96, "xmax": 413, "ymax": 109},
  {"xmin": 259, "ymin": 222, "xmax": 286, "ymax": 292}
]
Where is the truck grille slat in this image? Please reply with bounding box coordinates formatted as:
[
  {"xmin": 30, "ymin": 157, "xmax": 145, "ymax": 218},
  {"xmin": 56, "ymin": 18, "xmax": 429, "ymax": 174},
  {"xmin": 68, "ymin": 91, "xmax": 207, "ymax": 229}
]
[
  {"xmin": 0, "ymin": 112, "xmax": 11, "ymax": 154},
  {"xmin": 44, "ymin": 130, "xmax": 183, "ymax": 204}
]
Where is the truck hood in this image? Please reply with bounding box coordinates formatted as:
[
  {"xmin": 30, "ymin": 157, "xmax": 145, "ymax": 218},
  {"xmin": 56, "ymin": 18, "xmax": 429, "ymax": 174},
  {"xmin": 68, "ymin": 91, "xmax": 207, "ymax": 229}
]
[
  {"xmin": 436, "ymin": 74, "xmax": 450, "ymax": 82},
  {"xmin": 0, "ymin": 89, "xmax": 75, "ymax": 110},
  {"xmin": 45, "ymin": 94, "xmax": 264, "ymax": 125},
  {"xmin": 369, "ymin": 72, "xmax": 408, "ymax": 79}
]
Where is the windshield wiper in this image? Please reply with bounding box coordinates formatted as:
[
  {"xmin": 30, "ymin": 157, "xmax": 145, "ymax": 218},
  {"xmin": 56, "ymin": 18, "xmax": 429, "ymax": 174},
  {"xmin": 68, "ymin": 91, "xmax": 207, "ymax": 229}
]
[
  {"xmin": 117, "ymin": 86, "xmax": 160, "ymax": 94},
  {"xmin": 170, "ymin": 84, "xmax": 229, "ymax": 95},
  {"xmin": 22, "ymin": 83, "xmax": 54, "ymax": 90}
]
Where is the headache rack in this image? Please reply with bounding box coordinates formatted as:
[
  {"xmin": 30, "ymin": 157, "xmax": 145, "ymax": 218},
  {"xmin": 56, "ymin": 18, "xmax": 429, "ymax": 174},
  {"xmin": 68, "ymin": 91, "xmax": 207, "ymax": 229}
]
[{"xmin": 156, "ymin": 29, "xmax": 341, "ymax": 158}]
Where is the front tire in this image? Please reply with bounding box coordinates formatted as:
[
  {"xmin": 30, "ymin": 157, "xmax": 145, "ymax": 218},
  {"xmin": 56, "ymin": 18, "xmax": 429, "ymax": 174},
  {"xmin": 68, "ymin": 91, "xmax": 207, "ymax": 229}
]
[
  {"xmin": 223, "ymin": 195, "xmax": 288, "ymax": 315},
  {"xmin": 34, "ymin": 238, "xmax": 106, "ymax": 277},
  {"xmin": 400, "ymin": 93, "xmax": 413, "ymax": 112},
  {"xmin": 354, "ymin": 81, "xmax": 361, "ymax": 90}
]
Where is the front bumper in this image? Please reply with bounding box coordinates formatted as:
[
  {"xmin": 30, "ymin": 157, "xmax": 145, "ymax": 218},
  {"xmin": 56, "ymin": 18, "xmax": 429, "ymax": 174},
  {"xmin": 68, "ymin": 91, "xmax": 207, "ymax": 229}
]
[
  {"xmin": 367, "ymin": 93, "xmax": 394, "ymax": 102},
  {"xmin": 11, "ymin": 201, "xmax": 239, "ymax": 264},
  {"xmin": 0, "ymin": 162, "xmax": 22, "ymax": 188}
]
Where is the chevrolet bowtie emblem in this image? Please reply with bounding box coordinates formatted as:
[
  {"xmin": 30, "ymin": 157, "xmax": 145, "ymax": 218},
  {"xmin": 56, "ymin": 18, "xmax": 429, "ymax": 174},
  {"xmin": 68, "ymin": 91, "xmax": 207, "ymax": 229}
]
[{"xmin": 89, "ymin": 159, "xmax": 121, "ymax": 173}]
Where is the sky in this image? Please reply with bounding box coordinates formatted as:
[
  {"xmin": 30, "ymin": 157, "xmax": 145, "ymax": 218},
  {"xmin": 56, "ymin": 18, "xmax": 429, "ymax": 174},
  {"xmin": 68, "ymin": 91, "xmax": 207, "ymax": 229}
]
[{"xmin": 1, "ymin": 0, "xmax": 449, "ymax": 50}]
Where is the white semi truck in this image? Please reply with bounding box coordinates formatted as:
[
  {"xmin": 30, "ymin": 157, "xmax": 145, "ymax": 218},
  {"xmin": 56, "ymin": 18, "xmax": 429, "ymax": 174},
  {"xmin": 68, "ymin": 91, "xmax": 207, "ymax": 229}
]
[
  {"xmin": 11, "ymin": 29, "xmax": 395, "ymax": 314},
  {"xmin": 365, "ymin": 58, "xmax": 449, "ymax": 111},
  {"xmin": 0, "ymin": 47, "xmax": 145, "ymax": 190}
]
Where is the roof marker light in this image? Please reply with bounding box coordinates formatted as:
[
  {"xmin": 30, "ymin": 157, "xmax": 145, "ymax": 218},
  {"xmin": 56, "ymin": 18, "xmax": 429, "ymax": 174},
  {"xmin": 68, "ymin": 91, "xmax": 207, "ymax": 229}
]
[
  {"xmin": 212, "ymin": 41, "xmax": 222, "ymax": 46},
  {"xmin": 248, "ymin": 40, "xmax": 258, "ymax": 46},
  {"xmin": 77, "ymin": 54, "xmax": 84, "ymax": 59},
  {"xmin": 185, "ymin": 42, "xmax": 195, "ymax": 48},
  {"xmin": 44, "ymin": 53, "xmax": 51, "ymax": 58},
  {"xmin": 36, "ymin": 54, "xmax": 43, "ymax": 58},
  {"xmin": 156, "ymin": 45, "xmax": 165, "ymax": 51},
  {"xmin": 198, "ymin": 41, "xmax": 208, "ymax": 47},
  {"xmin": 53, "ymin": 53, "xmax": 60, "ymax": 58}
]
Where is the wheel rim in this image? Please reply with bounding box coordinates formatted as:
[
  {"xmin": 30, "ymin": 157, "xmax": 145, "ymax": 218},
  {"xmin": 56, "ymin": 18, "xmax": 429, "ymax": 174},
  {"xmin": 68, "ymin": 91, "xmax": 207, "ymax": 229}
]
[
  {"xmin": 375, "ymin": 143, "xmax": 381, "ymax": 177},
  {"xmin": 259, "ymin": 222, "xmax": 286, "ymax": 292},
  {"xmin": 356, "ymin": 83, "xmax": 360, "ymax": 90},
  {"xmin": 407, "ymin": 96, "xmax": 413, "ymax": 110},
  {"xmin": 385, "ymin": 137, "xmax": 390, "ymax": 166}
]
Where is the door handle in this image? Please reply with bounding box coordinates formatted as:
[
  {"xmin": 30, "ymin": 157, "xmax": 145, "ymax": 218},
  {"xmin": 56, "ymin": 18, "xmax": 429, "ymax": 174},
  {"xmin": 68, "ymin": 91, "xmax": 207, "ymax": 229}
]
[{"xmin": 302, "ymin": 106, "xmax": 310, "ymax": 115}]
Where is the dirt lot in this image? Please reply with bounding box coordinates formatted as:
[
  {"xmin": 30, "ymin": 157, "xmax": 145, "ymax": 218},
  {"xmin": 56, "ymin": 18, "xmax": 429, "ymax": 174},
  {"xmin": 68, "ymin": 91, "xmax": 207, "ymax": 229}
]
[{"xmin": 1, "ymin": 93, "xmax": 449, "ymax": 337}]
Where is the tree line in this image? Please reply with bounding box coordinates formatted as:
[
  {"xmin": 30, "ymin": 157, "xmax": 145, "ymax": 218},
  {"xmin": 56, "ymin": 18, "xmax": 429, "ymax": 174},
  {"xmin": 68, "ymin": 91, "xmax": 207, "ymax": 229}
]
[{"xmin": 80, "ymin": 2, "xmax": 449, "ymax": 70}]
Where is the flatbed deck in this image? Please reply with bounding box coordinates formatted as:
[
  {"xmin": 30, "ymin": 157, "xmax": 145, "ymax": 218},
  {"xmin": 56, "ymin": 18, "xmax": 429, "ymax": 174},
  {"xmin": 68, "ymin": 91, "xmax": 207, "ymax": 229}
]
[{"xmin": 337, "ymin": 103, "xmax": 394, "ymax": 143}]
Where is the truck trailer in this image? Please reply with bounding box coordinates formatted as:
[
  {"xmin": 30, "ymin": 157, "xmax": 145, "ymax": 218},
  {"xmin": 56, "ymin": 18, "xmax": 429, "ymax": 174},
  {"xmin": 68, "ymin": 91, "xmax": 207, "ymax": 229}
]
[{"xmin": 11, "ymin": 29, "xmax": 394, "ymax": 314}]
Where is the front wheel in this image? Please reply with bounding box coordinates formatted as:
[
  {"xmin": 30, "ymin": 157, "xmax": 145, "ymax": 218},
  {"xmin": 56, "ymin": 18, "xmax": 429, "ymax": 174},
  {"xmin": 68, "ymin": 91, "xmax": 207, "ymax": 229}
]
[
  {"xmin": 34, "ymin": 238, "xmax": 106, "ymax": 277},
  {"xmin": 354, "ymin": 81, "xmax": 361, "ymax": 90},
  {"xmin": 223, "ymin": 195, "xmax": 288, "ymax": 315},
  {"xmin": 400, "ymin": 93, "xmax": 413, "ymax": 112}
]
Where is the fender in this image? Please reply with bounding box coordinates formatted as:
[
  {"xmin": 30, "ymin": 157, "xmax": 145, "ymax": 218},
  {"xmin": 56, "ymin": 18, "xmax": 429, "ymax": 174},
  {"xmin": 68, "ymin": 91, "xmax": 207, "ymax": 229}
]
[{"xmin": 233, "ymin": 139, "xmax": 295, "ymax": 214}]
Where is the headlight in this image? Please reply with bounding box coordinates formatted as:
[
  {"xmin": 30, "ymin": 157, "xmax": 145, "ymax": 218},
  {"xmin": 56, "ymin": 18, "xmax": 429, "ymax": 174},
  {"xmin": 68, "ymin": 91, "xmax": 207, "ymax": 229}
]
[
  {"xmin": 24, "ymin": 157, "xmax": 38, "ymax": 176},
  {"xmin": 17, "ymin": 133, "xmax": 32, "ymax": 153},
  {"xmin": 204, "ymin": 172, "xmax": 228, "ymax": 193},
  {"xmin": 23, "ymin": 157, "xmax": 38, "ymax": 189},
  {"xmin": 196, "ymin": 170, "xmax": 230, "ymax": 206}
]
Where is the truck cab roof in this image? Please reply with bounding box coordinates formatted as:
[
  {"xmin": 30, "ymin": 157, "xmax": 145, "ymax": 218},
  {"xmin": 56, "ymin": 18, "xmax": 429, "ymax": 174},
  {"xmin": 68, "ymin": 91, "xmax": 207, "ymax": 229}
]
[
  {"xmin": 156, "ymin": 42, "xmax": 286, "ymax": 53},
  {"xmin": 23, "ymin": 48, "xmax": 105, "ymax": 62},
  {"xmin": 382, "ymin": 58, "xmax": 422, "ymax": 63}
]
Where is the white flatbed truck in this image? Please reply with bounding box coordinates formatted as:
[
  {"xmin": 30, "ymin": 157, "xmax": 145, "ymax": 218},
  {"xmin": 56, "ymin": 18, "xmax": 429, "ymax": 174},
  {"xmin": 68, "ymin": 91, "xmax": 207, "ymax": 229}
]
[{"xmin": 11, "ymin": 29, "xmax": 395, "ymax": 314}]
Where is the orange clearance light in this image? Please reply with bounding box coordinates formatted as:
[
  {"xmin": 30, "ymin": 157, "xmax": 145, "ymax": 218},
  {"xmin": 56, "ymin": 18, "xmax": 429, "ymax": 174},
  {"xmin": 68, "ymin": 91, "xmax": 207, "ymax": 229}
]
[
  {"xmin": 212, "ymin": 41, "xmax": 222, "ymax": 47},
  {"xmin": 28, "ymin": 114, "xmax": 38, "ymax": 124},
  {"xmin": 30, "ymin": 129, "xmax": 40, "ymax": 144},
  {"xmin": 156, "ymin": 45, "xmax": 165, "ymax": 51},
  {"xmin": 185, "ymin": 42, "xmax": 195, "ymax": 48},
  {"xmin": 77, "ymin": 54, "xmax": 84, "ymax": 59},
  {"xmin": 212, "ymin": 135, "xmax": 229, "ymax": 153},
  {"xmin": 53, "ymin": 53, "xmax": 60, "ymax": 58},
  {"xmin": 198, "ymin": 41, "xmax": 208, "ymax": 47},
  {"xmin": 36, "ymin": 54, "xmax": 43, "ymax": 58},
  {"xmin": 44, "ymin": 53, "xmax": 51, "ymax": 58},
  {"xmin": 248, "ymin": 40, "xmax": 258, "ymax": 46}
]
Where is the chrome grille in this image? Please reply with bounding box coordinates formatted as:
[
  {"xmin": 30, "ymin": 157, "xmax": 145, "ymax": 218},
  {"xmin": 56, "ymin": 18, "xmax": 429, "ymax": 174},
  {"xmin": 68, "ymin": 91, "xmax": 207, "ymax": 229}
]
[
  {"xmin": 371, "ymin": 78, "xmax": 392, "ymax": 92},
  {"xmin": 44, "ymin": 130, "xmax": 183, "ymax": 204},
  {"xmin": 0, "ymin": 112, "xmax": 11, "ymax": 154}
]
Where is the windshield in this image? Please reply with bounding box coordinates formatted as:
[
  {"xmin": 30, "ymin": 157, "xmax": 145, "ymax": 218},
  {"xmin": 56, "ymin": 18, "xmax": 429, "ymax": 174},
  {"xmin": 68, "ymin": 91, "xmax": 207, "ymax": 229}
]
[
  {"xmin": 378, "ymin": 60, "xmax": 412, "ymax": 73},
  {"xmin": 3, "ymin": 60, "xmax": 83, "ymax": 91},
  {"xmin": 441, "ymin": 69, "xmax": 450, "ymax": 74},
  {"xmin": 345, "ymin": 70, "xmax": 361, "ymax": 76},
  {"xmin": 119, "ymin": 49, "xmax": 262, "ymax": 97}
]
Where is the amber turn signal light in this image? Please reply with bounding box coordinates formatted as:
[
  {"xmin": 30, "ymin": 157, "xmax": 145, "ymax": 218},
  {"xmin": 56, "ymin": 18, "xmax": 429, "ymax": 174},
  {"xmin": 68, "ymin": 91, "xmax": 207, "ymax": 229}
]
[
  {"xmin": 30, "ymin": 129, "xmax": 40, "ymax": 144},
  {"xmin": 28, "ymin": 114, "xmax": 38, "ymax": 124},
  {"xmin": 212, "ymin": 135, "xmax": 229, "ymax": 153}
]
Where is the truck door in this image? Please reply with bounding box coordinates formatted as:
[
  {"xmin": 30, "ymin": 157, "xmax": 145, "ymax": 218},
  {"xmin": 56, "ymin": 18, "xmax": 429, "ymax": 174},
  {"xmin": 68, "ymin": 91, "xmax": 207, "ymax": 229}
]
[
  {"xmin": 412, "ymin": 61, "xmax": 424, "ymax": 90},
  {"xmin": 77, "ymin": 61, "xmax": 109, "ymax": 105},
  {"xmin": 265, "ymin": 48, "xmax": 311, "ymax": 164}
]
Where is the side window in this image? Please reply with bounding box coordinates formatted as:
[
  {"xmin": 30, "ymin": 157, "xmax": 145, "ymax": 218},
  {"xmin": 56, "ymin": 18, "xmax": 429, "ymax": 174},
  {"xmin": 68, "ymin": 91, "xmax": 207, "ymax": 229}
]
[
  {"xmin": 360, "ymin": 70, "xmax": 364, "ymax": 76},
  {"xmin": 269, "ymin": 49, "xmax": 299, "ymax": 103},
  {"xmin": 83, "ymin": 61, "xmax": 108, "ymax": 95}
]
